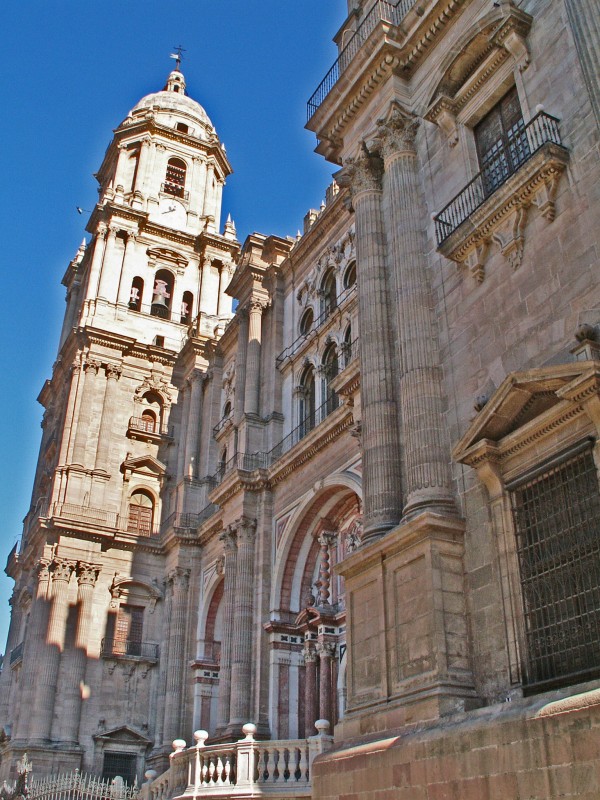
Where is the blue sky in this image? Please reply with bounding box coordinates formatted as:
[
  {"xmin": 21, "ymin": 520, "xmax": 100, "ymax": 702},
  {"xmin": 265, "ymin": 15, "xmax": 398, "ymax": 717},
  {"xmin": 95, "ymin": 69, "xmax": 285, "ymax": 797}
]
[{"xmin": 0, "ymin": 1, "xmax": 346, "ymax": 647}]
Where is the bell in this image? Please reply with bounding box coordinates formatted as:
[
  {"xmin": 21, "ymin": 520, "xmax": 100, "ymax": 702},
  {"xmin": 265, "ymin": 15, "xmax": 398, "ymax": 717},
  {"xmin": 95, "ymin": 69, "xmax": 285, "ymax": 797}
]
[{"xmin": 151, "ymin": 280, "xmax": 170, "ymax": 319}]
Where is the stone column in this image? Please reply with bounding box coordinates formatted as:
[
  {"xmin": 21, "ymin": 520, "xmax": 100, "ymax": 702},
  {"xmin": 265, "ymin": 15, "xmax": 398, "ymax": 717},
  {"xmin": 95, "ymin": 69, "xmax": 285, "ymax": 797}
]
[
  {"xmin": 317, "ymin": 642, "xmax": 336, "ymax": 723},
  {"xmin": 317, "ymin": 531, "xmax": 335, "ymax": 607},
  {"xmin": 15, "ymin": 560, "xmax": 51, "ymax": 740},
  {"xmin": 30, "ymin": 559, "xmax": 75, "ymax": 742},
  {"xmin": 117, "ymin": 231, "xmax": 138, "ymax": 305},
  {"xmin": 94, "ymin": 364, "xmax": 122, "ymax": 471},
  {"xmin": 565, "ymin": 0, "xmax": 600, "ymax": 128},
  {"xmin": 176, "ymin": 384, "xmax": 190, "ymax": 485},
  {"xmin": 216, "ymin": 529, "xmax": 237, "ymax": 731},
  {"xmin": 97, "ymin": 225, "xmax": 119, "ymax": 301},
  {"xmin": 303, "ymin": 646, "xmax": 318, "ymax": 736},
  {"xmin": 0, "ymin": 589, "xmax": 26, "ymax": 726},
  {"xmin": 60, "ymin": 562, "xmax": 100, "ymax": 743},
  {"xmin": 85, "ymin": 223, "xmax": 108, "ymax": 301},
  {"xmin": 71, "ymin": 359, "xmax": 101, "ymax": 467},
  {"xmin": 184, "ymin": 372, "xmax": 204, "ymax": 478},
  {"xmin": 136, "ymin": 136, "xmax": 151, "ymax": 193},
  {"xmin": 162, "ymin": 568, "xmax": 190, "ymax": 744},
  {"xmin": 336, "ymin": 150, "xmax": 402, "ymax": 542},
  {"xmin": 244, "ymin": 301, "xmax": 264, "ymax": 416},
  {"xmin": 228, "ymin": 517, "xmax": 257, "ymax": 729},
  {"xmin": 376, "ymin": 106, "xmax": 454, "ymax": 518},
  {"xmin": 233, "ymin": 311, "xmax": 249, "ymax": 425}
]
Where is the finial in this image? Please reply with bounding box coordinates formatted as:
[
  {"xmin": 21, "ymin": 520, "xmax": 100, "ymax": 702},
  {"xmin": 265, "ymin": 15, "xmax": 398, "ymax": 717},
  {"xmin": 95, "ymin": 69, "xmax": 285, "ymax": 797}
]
[{"xmin": 170, "ymin": 45, "xmax": 186, "ymax": 72}]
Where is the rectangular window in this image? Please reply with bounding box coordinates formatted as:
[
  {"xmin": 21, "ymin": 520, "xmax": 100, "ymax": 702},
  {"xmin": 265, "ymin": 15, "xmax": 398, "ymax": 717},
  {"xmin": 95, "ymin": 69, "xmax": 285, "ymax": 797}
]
[
  {"xmin": 103, "ymin": 752, "xmax": 137, "ymax": 786},
  {"xmin": 509, "ymin": 447, "xmax": 600, "ymax": 693},
  {"xmin": 474, "ymin": 87, "xmax": 530, "ymax": 195},
  {"xmin": 114, "ymin": 605, "xmax": 144, "ymax": 657}
]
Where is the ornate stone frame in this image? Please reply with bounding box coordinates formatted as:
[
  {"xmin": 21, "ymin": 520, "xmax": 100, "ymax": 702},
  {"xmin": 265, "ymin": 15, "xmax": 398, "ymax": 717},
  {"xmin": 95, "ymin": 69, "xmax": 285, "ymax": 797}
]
[{"xmin": 453, "ymin": 354, "xmax": 600, "ymax": 690}]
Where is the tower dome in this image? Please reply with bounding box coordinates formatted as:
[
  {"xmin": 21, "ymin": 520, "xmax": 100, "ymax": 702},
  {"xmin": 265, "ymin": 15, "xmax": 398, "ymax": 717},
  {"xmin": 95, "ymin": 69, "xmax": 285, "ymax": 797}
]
[{"xmin": 126, "ymin": 68, "xmax": 215, "ymax": 135}]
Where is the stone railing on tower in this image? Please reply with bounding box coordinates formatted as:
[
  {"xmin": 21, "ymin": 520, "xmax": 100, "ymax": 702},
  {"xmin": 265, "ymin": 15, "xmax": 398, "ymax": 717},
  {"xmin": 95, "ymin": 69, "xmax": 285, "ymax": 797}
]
[{"xmin": 141, "ymin": 722, "xmax": 333, "ymax": 800}]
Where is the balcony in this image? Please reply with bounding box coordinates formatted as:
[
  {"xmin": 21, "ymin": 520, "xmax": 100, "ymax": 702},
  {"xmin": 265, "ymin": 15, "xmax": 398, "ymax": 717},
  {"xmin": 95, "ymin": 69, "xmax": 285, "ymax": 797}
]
[
  {"xmin": 127, "ymin": 416, "xmax": 172, "ymax": 443},
  {"xmin": 434, "ymin": 112, "xmax": 569, "ymax": 281},
  {"xmin": 101, "ymin": 637, "xmax": 159, "ymax": 662},
  {"xmin": 140, "ymin": 723, "xmax": 333, "ymax": 800},
  {"xmin": 307, "ymin": 0, "xmax": 414, "ymax": 121},
  {"xmin": 42, "ymin": 502, "xmax": 161, "ymax": 538}
]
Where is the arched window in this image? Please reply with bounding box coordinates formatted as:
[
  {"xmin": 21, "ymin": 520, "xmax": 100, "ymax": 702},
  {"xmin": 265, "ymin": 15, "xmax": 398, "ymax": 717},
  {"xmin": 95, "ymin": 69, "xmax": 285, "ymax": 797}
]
[
  {"xmin": 343, "ymin": 261, "xmax": 357, "ymax": 290},
  {"xmin": 129, "ymin": 276, "xmax": 144, "ymax": 311},
  {"xmin": 299, "ymin": 365, "xmax": 316, "ymax": 437},
  {"xmin": 342, "ymin": 324, "xmax": 353, "ymax": 367},
  {"xmin": 320, "ymin": 269, "xmax": 337, "ymax": 317},
  {"xmin": 223, "ymin": 400, "xmax": 232, "ymax": 418},
  {"xmin": 181, "ymin": 291, "xmax": 194, "ymax": 324},
  {"xmin": 150, "ymin": 269, "xmax": 174, "ymax": 319},
  {"xmin": 299, "ymin": 307, "xmax": 314, "ymax": 337},
  {"xmin": 322, "ymin": 343, "xmax": 339, "ymax": 415},
  {"xmin": 127, "ymin": 490, "xmax": 154, "ymax": 535},
  {"xmin": 164, "ymin": 157, "xmax": 187, "ymax": 198},
  {"xmin": 140, "ymin": 410, "xmax": 156, "ymax": 433}
]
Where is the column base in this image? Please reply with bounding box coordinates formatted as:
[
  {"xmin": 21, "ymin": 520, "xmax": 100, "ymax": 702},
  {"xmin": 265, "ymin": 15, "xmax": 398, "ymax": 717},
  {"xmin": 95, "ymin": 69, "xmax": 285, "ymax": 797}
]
[{"xmin": 336, "ymin": 510, "xmax": 479, "ymax": 736}]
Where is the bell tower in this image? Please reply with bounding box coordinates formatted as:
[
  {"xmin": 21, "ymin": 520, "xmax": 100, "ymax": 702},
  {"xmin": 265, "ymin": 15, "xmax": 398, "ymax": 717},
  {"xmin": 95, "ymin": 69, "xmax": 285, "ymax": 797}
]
[{"xmin": 0, "ymin": 63, "xmax": 240, "ymax": 778}]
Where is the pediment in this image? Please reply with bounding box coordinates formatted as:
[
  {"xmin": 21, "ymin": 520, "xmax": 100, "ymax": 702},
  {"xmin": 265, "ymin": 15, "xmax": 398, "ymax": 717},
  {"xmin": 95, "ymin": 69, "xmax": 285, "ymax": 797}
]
[
  {"xmin": 93, "ymin": 725, "xmax": 152, "ymax": 745},
  {"xmin": 453, "ymin": 361, "xmax": 600, "ymax": 462},
  {"xmin": 121, "ymin": 454, "xmax": 166, "ymax": 477},
  {"xmin": 146, "ymin": 246, "xmax": 188, "ymax": 273}
]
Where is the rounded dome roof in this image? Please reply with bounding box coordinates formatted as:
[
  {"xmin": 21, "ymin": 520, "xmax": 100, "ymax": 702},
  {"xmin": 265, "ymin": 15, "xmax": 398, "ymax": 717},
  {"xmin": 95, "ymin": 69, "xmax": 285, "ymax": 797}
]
[{"xmin": 129, "ymin": 71, "xmax": 214, "ymax": 130}]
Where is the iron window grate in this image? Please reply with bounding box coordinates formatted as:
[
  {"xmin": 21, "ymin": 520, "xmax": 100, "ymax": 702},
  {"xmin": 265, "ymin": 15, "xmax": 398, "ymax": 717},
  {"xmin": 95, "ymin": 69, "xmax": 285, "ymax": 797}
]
[{"xmin": 509, "ymin": 447, "xmax": 600, "ymax": 693}]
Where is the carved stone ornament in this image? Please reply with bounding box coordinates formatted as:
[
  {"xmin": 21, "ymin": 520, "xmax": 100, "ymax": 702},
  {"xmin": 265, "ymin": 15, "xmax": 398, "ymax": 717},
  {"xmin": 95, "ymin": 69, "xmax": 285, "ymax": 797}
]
[
  {"xmin": 77, "ymin": 562, "xmax": 101, "ymax": 587},
  {"xmin": 168, "ymin": 567, "xmax": 190, "ymax": 591},
  {"xmin": 316, "ymin": 641, "xmax": 336, "ymax": 659},
  {"xmin": 302, "ymin": 646, "xmax": 318, "ymax": 664},
  {"xmin": 235, "ymin": 516, "xmax": 257, "ymax": 542},
  {"xmin": 345, "ymin": 519, "xmax": 363, "ymax": 553},
  {"xmin": 134, "ymin": 374, "xmax": 173, "ymax": 407},
  {"xmin": 109, "ymin": 574, "xmax": 163, "ymax": 612},
  {"xmin": 84, "ymin": 359, "xmax": 102, "ymax": 375},
  {"xmin": 375, "ymin": 103, "xmax": 419, "ymax": 162},
  {"xmin": 105, "ymin": 364, "xmax": 123, "ymax": 381},
  {"xmin": 51, "ymin": 559, "xmax": 76, "ymax": 583},
  {"xmin": 336, "ymin": 145, "xmax": 384, "ymax": 198}
]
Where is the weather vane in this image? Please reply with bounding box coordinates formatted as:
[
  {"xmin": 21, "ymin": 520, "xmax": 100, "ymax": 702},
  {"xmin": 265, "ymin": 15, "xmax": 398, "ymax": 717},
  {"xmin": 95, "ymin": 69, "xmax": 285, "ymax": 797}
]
[{"xmin": 170, "ymin": 45, "xmax": 186, "ymax": 71}]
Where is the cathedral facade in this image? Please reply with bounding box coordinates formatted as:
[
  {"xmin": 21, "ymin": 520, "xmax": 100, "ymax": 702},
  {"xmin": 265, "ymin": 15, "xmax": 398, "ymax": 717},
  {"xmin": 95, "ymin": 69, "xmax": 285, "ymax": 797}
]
[{"xmin": 2, "ymin": 0, "xmax": 600, "ymax": 797}]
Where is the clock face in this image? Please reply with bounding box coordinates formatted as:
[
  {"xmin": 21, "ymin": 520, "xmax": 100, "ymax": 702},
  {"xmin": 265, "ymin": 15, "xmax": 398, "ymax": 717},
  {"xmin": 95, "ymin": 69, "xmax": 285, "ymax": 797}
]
[{"xmin": 153, "ymin": 197, "xmax": 188, "ymax": 230}]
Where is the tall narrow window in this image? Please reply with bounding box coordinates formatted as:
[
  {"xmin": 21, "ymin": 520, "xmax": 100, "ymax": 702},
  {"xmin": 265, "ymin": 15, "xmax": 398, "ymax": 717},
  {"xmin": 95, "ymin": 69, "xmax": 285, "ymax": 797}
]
[
  {"xmin": 115, "ymin": 604, "xmax": 144, "ymax": 657},
  {"xmin": 164, "ymin": 157, "xmax": 187, "ymax": 198},
  {"xmin": 322, "ymin": 343, "xmax": 339, "ymax": 416},
  {"xmin": 181, "ymin": 291, "xmax": 193, "ymax": 324},
  {"xmin": 299, "ymin": 307, "xmax": 314, "ymax": 337},
  {"xmin": 129, "ymin": 276, "xmax": 144, "ymax": 311},
  {"xmin": 150, "ymin": 269, "xmax": 174, "ymax": 319},
  {"xmin": 127, "ymin": 490, "xmax": 154, "ymax": 536},
  {"xmin": 320, "ymin": 270, "xmax": 337, "ymax": 317},
  {"xmin": 299, "ymin": 366, "xmax": 316, "ymax": 438},
  {"xmin": 509, "ymin": 446, "xmax": 600, "ymax": 693},
  {"xmin": 475, "ymin": 87, "xmax": 529, "ymax": 195}
]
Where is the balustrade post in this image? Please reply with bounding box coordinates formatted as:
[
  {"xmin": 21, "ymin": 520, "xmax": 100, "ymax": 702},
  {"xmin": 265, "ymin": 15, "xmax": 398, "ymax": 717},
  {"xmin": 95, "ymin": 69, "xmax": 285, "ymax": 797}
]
[{"xmin": 234, "ymin": 724, "xmax": 258, "ymax": 789}]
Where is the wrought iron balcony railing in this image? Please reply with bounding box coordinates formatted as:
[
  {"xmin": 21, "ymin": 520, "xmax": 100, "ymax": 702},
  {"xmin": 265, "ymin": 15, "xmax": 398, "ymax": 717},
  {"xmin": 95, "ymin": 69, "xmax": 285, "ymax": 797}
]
[
  {"xmin": 213, "ymin": 413, "xmax": 233, "ymax": 435},
  {"xmin": 434, "ymin": 112, "xmax": 564, "ymax": 244},
  {"xmin": 307, "ymin": 0, "xmax": 415, "ymax": 120},
  {"xmin": 9, "ymin": 641, "xmax": 24, "ymax": 666},
  {"xmin": 101, "ymin": 637, "xmax": 159, "ymax": 660},
  {"xmin": 267, "ymin": 396, "xmax": 339, "ymax": 464},
  {"xmin": 276, "ymin": 283, "xmax": 356, "ymax": 366}
]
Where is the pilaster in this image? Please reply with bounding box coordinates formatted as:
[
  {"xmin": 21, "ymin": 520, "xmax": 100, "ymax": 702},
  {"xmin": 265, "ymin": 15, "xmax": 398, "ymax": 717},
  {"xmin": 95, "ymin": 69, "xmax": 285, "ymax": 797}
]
[
  {"xmin": 216, "ymin": 529, "xmax": 237, "ymax": 733},
  {"xmin": 162, "ymin": 567, "xmax": 190, "ymax": 745}
]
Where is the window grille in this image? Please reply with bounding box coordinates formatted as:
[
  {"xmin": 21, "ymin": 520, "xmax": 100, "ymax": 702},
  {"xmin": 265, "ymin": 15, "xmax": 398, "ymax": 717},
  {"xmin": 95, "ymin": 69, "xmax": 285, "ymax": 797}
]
[
  {"xmin": 102, "ymin": 752, "xmax": 137, "ymax": 786},
  {"xmin": 509, "ymin": 446, "xmax": 600, "ymax": 693}
]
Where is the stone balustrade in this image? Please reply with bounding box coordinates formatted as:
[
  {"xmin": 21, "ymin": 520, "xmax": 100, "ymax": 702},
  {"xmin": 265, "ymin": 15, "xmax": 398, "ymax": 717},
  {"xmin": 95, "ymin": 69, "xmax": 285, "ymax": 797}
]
[{"xmin": 142, "ymin": 722, "xmax": 333, "ymax": 800}]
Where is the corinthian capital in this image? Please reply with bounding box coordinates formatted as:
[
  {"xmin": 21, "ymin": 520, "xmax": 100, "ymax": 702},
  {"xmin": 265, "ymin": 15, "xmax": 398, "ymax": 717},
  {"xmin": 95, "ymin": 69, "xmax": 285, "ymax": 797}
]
[
  {"xmin": 168, "ymin": 567, "xmax": 191, "ymax": 591},
  {"xmin": 375, "ymin": 103, "xmax": 419, "ymax": 162},
  {"xmin": 336, "ymin": 145, "xmax": 383, "ymax": 198},
  {"xmin": 234, "ymin": 516, "xmax": 257, "ymax": 543},
  {"xmin": 77, "ymin": 562, "xmax": 101, "ymax": 586},
  {"xmin": 52, "ymin": 559, "xmax": 76, "ymax": 583}
]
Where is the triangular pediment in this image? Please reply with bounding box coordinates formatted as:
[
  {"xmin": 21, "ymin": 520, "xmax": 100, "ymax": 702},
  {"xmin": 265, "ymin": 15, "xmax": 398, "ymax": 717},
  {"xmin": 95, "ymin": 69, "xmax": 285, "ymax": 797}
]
[
  {"xmin": 453, "ymin": 361, "xmax": 598, "ymax": 462},
  {"xmin": 121, "ymin": 454, "xmax": 166, "ymax": 477},
  {"xmin": 93, "ymin": 725, "xmax": 152, "ymax": 745}
]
